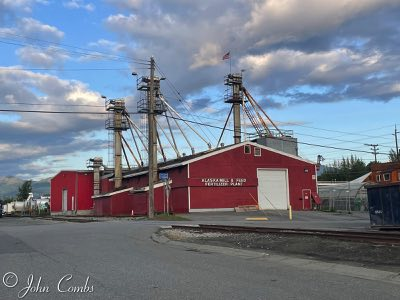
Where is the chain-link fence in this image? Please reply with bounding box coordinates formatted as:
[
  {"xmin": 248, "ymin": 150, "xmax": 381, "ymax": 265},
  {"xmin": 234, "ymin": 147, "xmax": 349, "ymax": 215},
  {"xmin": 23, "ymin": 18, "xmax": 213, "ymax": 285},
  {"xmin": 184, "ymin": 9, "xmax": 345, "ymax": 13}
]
[{"xmin": 318, "ymin": 181, "xmax": 368, "ymax": 212}]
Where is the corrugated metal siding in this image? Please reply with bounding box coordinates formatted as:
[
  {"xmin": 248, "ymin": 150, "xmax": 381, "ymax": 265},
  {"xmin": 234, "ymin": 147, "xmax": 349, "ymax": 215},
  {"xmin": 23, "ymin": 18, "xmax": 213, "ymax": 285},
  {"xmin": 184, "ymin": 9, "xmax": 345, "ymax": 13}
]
[
  {"xmin": 188, "ymin": 144, "xmax": 316, "ymax": 210},
  {"xmin": 50, "ymin": 171, "xmax": 94, "ymax": 213},
  {"xmin": 91, "ymin": 144, "xmax": 317, "ymax": 215}
]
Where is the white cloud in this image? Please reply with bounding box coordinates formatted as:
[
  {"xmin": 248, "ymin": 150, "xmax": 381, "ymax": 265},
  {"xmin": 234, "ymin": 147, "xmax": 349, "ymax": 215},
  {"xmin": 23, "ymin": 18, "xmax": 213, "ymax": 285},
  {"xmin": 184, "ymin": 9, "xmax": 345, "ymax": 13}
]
[
  {"xmin": 105, "ymin": 0, "xmax": 142, "ymax": 10},
  {"xmin": 190, "ymin": 43, "xmax": 222, "ymax": 69},
  {"xmin": 0, "ymin": 18, "xmax": 64, "ymax": 42},
  {"xmin": 63, "ymin": 0, "xmax": 95, "ymax": 12},
  {"xmin": 0, "ymin": 143, "xmax": 46, "ymax": 160},
  {"xmin": 0, "ymin": 68, "xmax": 104, "ymax": 133},
  {"xmin": 18, "ymin": 17, "xmax": 64, "ymax": 40},
  {"xmin": 244, "ymin": 0, "xmax": 400, "ymax": 48},
  {"xmin": 0, "ymin": 68, "xmax": 108, "ymax": 177},
  {"xmin": 66, "ymin": 82, "xmax": 101, "ymax": 104},
  {"xmin": 0, "ymin": 18, "xmax": 65, "ymax": 66},
  {"xmin": 0, "ymin": 0, "xmax": 47, "ymax": 10},
  {"xmin": 0, "ymin": 1, "xmax": 49, "ymax": 24},
  {"xmin": 16, "ymin": 46, "xmax": 69, "ymax": 67},
  {"xmin": 239, "ymin": 48, "xmax": 383, "ymax": 87},
  {"xmin": 390, "ymin": 83, "xmax": 400, "ymax": 93},
  {"xmin": 88, "ymin": 39, "xmax": 127, "ymax": 54}
]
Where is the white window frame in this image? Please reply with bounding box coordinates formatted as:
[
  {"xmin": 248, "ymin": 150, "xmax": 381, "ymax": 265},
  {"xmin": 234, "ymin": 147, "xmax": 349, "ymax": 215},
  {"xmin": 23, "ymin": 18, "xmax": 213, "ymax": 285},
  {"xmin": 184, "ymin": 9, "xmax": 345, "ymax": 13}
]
[
  {"xmin": 383, "ymin": 173, "xmax": 391, "ymax": 181},
  {"xmin": 254, "ymin": 147, "xmax": 261, "ymax": 157},
  {"xmin": 376, "ymin": 174, "xmax": 381, "ymax": 182}
]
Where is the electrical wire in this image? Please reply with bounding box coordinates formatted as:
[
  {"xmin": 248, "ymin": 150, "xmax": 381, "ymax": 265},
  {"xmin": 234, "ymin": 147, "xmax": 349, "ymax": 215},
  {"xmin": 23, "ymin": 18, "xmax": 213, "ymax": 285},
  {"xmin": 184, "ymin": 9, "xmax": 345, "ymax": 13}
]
[
  {"xmin": 0, "ymin": 102, "xmax": 104, "ymax": 107},
  {"xmin": 0, "ymin": 108, "xmax": 392, "ymax": 155},
  {"xmin": 0, "ymin": 67, "xmax": 133, "ymax": 72},
  {"xmin": 1, "ymin": 100, "xmax": 395, "ymax": 156},
  {"xmin": 0, "ymin": 109, "xmax": 110, "ymax": 115},
  {"xmin": 155, "ymin": 62, "xmax": 217, "ymax": 143},
  {"xmin": 0, "ymin": 31, "xmax": 148, "ymax": 64}
]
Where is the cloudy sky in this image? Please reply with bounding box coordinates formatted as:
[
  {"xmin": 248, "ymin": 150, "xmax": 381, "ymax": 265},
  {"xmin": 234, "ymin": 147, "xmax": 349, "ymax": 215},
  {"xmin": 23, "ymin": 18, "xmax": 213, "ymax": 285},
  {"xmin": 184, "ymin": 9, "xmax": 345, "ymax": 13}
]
[{"xmin": 1, "ymin": 0, "xmax": 400, "ymax": 179}]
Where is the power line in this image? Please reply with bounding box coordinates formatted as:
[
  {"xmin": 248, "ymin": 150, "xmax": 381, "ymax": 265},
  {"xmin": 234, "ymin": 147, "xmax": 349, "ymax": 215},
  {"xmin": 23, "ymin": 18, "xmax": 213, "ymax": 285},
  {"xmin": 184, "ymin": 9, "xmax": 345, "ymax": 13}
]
[
  {"xmin": 0, "ymin": 109, "xmax": 109, "ymax": 115},
  {"xmin": 0, "ymin": 102, "xmax": 104, "ymax": 107},
  {"xmin": 0, "ymin": 67, "xmax": 132, "ymax": 72},
  {"xmin": 291, "ymin": 123, "xmax": 392, "ymax": 140},
  {"xmin": 157, "ymin": 114, "xmax": 390, "ymax": 155},
  {"xmin": 292, "ymin": 132, "xmax": 389, "ymax": 148},
  {"xmin": 0, "ymin": 108, "xmax": 391, "ymax": 156},
  {"xmin": 365, "ymin": 144, "xmax": 379, "ymax": 162},
  {"xmin": 0, "ymin": 39, "xmax": 150, "ymax": 66},
  {"xmin": 0, "ymin": 31, "xmax": 148, "ymax": 64},
  {"xmin": 1, "ymin": 102, "xmax": 393, "ymax": 152},
  {"xmin": 155, "ymin": 62, "xmax": 217, "ymax": 143}
]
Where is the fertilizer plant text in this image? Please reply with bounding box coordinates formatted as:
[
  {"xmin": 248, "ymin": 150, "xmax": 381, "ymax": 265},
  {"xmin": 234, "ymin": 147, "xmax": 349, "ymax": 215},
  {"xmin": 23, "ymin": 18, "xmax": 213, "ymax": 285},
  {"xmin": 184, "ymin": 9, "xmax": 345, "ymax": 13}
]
[{"xmin": 201, "ymin": 178, "xmax": 247, "ymax": 187}]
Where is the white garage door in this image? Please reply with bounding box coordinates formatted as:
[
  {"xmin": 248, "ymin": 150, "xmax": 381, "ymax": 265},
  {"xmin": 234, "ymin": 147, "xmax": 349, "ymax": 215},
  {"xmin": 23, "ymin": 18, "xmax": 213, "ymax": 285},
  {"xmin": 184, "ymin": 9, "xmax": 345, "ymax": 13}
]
[{"xmin": 257, "ymin": 169, "xmax": 289, "ymax": 210}]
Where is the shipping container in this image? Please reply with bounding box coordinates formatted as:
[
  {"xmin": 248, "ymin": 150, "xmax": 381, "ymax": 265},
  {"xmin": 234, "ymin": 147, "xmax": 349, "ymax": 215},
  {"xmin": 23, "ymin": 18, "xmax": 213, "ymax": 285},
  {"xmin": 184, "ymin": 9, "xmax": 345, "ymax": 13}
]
[{"xmin": 366, "ymin": 183, "xmax": 400, "ymax": 228}]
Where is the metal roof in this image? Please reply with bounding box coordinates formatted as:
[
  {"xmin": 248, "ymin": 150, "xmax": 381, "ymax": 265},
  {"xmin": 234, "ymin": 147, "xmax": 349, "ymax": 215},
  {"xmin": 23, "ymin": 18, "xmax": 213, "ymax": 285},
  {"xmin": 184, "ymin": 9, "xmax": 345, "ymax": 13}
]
[{"xmin": 114, "ymin": 141, "xmax": 315, "ymax": 180}]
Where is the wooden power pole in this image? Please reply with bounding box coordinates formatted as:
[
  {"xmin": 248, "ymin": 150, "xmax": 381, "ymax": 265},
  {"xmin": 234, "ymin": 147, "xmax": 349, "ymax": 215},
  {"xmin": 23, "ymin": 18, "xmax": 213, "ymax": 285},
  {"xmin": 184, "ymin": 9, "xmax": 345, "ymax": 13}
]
[
  {"xmin": 365, "ymin": 143, "xmax": 379, "ymax": 163},
  {"xmin": 394, "ymin": 125, "xmax": 399, "ymax": 161},
  {"xmin": 148, "ymin": 57, "xmax": 157, "ymax": 218}
]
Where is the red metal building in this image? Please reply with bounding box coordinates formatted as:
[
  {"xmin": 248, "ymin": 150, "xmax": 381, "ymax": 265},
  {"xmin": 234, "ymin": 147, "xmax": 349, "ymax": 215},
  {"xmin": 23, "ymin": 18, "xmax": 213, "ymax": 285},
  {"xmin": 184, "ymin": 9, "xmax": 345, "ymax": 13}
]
[
  {"xmin": 93, "ymin": 142, "xmax": 318, "ymax": 216},
  {"xmin": 51, "ymin": 170, "xmax": 94, "ymax": 215}
]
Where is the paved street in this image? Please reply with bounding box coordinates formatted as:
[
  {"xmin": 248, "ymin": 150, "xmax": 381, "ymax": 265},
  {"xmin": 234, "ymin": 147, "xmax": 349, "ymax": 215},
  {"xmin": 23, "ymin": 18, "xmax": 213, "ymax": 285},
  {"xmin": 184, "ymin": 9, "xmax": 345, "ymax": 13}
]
[{"xmin": 1, "ymin": 216, "xmax": 399, "ymax": 299}]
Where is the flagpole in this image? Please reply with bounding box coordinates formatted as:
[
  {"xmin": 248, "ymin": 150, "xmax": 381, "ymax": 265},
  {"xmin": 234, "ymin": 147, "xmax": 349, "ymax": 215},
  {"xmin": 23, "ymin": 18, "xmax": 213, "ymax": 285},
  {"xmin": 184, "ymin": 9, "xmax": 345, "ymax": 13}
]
[
  {"xmin": 229, "ymin": 53, "xmax": 232, "ymax": 73},
  {"xmin": 222, "ymin": 51, "xmax": 231, "ymax": 72}
]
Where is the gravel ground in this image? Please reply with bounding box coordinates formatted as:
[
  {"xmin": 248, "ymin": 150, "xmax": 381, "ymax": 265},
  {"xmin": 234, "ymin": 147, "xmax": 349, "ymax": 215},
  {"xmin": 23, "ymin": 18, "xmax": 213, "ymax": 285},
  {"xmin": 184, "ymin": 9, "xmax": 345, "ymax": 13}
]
[{"xmin": 161, "ymin": 228, "xmax": 400, "ymax": 273}]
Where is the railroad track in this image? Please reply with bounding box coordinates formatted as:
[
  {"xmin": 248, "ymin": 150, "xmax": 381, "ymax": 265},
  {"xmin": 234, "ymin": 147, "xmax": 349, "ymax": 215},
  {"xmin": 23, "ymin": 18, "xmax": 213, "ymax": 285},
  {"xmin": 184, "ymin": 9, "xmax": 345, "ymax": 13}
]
[{"xmin": 170, "ymin": 224, "xmax": 400, "ymax": 245}]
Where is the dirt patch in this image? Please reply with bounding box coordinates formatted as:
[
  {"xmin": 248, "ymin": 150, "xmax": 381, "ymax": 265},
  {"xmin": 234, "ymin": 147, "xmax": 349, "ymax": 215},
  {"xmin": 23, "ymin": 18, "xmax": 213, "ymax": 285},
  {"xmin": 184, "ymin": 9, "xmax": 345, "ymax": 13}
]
[{"xmin": 161, "ymin": 228, "xmax": 400, "ymax": 273}]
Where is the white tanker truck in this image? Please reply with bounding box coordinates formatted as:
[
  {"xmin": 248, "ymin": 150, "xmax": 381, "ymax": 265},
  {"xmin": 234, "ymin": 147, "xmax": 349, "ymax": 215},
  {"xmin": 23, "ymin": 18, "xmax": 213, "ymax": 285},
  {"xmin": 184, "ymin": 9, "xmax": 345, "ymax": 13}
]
[{"xmin": 3, "ymin": 193, "xmax": 50, "ymax": 215}]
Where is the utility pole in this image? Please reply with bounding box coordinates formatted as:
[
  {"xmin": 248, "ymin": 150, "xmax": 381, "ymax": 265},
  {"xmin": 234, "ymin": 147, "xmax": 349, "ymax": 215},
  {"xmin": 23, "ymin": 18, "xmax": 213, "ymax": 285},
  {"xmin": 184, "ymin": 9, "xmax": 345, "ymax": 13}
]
[
  {"xmin": 365, "ymin": 144, "xmax": 379, "ymax": 163},
  {"xmin": 394, "ymin": 125, "xmax": 399, "ymax": 161},
  {"xmin": 148, "ymin": 57, "xmax": 157, "ymax": 219}
]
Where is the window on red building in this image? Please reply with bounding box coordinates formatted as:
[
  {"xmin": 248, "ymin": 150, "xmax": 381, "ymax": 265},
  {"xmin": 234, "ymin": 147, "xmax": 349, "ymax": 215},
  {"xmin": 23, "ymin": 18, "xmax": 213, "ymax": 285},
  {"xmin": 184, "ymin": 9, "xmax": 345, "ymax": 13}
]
[
  {"xmin": 244, "ymin": 145, "xmax": 251, "ymax": 154},
  {"xmin": 376, "ymin": 174, "xmax": 381, "ymax": 182},
  {"xmin": 383, "ymin": 173, "xmax": 391, "ymax": 181}
]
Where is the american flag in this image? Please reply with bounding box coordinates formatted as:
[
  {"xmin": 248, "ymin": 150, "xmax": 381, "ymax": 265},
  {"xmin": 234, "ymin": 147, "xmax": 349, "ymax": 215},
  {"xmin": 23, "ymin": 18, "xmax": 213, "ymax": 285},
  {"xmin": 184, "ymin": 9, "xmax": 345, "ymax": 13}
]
[{"xmin": 222, "ymin": 52, "xmax": 230, "ymax": 60}]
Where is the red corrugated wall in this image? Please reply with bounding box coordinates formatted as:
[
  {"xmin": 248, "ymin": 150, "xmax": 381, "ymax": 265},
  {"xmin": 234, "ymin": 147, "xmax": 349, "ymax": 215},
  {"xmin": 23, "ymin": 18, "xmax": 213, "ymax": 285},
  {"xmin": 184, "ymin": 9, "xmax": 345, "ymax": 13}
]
[
  {"xmin": 93, "ymin": 144, "xmax": 316, "ymax": 215},
  {"xmin": 188, "ymin": 144, "xmax": 317, "ymax": 210},
  {"xmin": 93, "ymin": 186, "xmax": 169, "ymax": 216},
  {"xmin": 50, "ymin": 171, "xmax": 94, "ymax": 213},
  {"xmin": 95, "ymin": 165, "xmax": 189, "ymax": 216}
]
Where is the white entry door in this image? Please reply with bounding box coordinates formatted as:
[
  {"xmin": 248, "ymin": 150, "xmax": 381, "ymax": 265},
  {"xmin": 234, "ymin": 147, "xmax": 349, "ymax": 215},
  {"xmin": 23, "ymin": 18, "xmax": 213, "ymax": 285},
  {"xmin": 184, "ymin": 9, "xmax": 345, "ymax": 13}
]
[
  {"xmin": 257, "ymin": 169, "xmax": 289, "ymax": 210},
  {"xmin": 62, "ymin": 189, "xmax": 68, "ymax": 212}
]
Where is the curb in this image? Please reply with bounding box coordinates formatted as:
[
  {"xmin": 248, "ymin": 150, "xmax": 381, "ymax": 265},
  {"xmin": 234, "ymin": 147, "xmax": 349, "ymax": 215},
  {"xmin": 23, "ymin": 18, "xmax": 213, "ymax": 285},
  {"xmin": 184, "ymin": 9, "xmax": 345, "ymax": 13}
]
[{"xmin": 153, "ymin": 230, "xmax": 400, "ymax": 285}]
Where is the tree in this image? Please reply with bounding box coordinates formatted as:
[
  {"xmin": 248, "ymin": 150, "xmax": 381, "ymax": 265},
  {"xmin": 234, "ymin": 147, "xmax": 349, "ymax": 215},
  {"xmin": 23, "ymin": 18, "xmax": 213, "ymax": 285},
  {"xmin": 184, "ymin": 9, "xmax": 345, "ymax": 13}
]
[
  {"xmin": 16, "ymin": 180, "xmax": 32, "ymax": 201},
  {"xmin": 318, "ymin": 155, "xmax": 369, "ymax": 181},
  {"xmin": 388, "ymin": 149, "xmax": 399, "ymax": 162},
  {"xmin": 0, "ymin": 196, "xmax": 15, "ymax": 204}
]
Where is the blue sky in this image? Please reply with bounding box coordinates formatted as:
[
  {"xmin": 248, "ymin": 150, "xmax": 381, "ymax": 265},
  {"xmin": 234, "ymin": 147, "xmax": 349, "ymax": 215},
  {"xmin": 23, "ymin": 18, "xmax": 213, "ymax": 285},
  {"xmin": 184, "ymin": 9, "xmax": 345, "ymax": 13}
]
[{"xmin": 0, "ymin": 0, "xmax": 400, "ymax": 179}]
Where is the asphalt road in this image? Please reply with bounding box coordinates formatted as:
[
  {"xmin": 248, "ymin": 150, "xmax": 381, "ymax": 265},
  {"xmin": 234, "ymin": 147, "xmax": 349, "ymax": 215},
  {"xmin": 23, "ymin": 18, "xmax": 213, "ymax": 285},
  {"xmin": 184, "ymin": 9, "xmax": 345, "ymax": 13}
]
[{"xmin": 0, "ymin": 217, "xmax": 399, "ymax": 300}]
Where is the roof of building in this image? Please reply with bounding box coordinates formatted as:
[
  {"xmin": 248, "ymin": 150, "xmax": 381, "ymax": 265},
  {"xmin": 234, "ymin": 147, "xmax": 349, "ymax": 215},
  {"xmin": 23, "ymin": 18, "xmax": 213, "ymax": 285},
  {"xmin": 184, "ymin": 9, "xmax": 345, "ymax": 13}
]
[
  {"xmin": 51, "ymin": 169, "xmax": 94, "ymax": 180},
  {"xmin": 118, "ymin": 141, "xmax": 315, "ymax": 180},
  {"xmin": 370, "ymin": 162, "xmax": 400, "ymax": 172}
]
